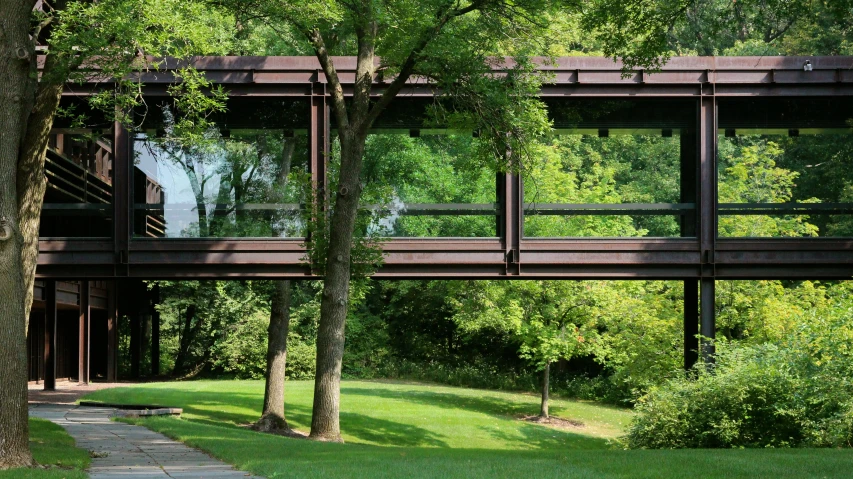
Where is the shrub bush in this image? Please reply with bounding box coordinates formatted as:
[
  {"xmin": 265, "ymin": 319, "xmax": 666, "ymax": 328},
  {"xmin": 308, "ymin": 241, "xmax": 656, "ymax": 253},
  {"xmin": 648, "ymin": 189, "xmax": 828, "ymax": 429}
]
[{"xmin": 627, "ymin": 303, "xmax": 853, "ymax": 449}]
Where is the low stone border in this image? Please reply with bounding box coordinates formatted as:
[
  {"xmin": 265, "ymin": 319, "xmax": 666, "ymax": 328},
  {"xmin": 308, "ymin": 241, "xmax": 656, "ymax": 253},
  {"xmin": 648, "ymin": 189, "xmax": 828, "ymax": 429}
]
[{"xmin": 78, "ymin": 401, "xmax": 182, "ymax": 417}]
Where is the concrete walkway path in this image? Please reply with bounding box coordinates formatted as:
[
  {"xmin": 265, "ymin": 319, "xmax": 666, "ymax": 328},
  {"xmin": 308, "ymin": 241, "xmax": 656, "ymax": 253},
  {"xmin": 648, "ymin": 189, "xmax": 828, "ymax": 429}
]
[{"xmin": 30, "ymin": 404, "xmax": 262, "ymax": 479}]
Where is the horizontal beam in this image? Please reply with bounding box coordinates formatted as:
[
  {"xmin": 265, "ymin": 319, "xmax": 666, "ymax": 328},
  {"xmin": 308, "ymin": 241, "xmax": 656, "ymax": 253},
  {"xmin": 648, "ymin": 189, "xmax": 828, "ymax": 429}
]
[{"xmin": 34, "ymin": 237, "xmax": 853, "ymax": 280}]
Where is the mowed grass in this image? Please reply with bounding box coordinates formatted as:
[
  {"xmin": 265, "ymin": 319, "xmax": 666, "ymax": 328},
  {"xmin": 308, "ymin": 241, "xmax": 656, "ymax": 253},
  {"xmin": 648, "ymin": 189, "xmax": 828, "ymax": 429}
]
[
  {"xmin": 0, "ymin": 418, "xmax": 89, "ymax": 479},
  {"xmin": 83, "ymin": 380, "xmax": 853, "ymax": 479},
  {"xmin": 84, "ymin": 379, "xmax": 628, "ymax": 449}
]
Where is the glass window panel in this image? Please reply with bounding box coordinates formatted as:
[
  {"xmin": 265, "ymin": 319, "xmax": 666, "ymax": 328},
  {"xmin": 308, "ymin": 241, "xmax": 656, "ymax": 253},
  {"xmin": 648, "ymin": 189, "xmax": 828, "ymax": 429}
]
[
  {"xmin": 524, "ymin": 99, "xmax": 697, "ymax": 238},
  {"xmin": 41, "ymin": 99, "xmax": 114, "ymax": 238},
  {"xmin": 132, "ymin": 97, "xmax": 310, "ymax": 238},
  {"xmin": 335, "ymin": 99, "xmax": 498, "ymax": 238},
  {"xmin": 718, "ymin": 98, "xmax": 853, "ymax": 238}
]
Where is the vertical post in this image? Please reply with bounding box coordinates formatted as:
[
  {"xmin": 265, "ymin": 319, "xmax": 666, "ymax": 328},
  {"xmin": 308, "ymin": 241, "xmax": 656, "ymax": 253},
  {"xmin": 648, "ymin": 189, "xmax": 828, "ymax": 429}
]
[
  {"xmin": 151, "ymin": 284, "xmax": 160, "ymax": 377},
  {"xmin": 113, "ymin": 121, "xmax": 131, "ymax": 276},
  {"xmin": 698, "ymin": 91, "xmax": 717, "ymax": 366},
  {"xmin": 310, "ymin": 83, "xmax": 329, "ymax": 206},
  {"xmin": 309, "ymin": 83, "xmax": 329, "ymax": 274},
  {"xmin": 681, "ymin": 113, "xmax": 700, "ymax": 371},
  {"xmin": 106, "ymin": 281, "xmax": 118, "ymax": 382},
  {"xmin": 680, "ymin": 129, "xmax": 698, "ymax": 238},
  {"xmin": 700, "ymin": 278, "xmax": 716, "ymax": 364},
  {"xmin": 44, "ymin": 280, "xmax": 57, "ymax": 391},
  {"xmin": 683, "ymin": 280, "xmax": 699, "ymax": 370},
  {"xmin": 699, "ymin": 96, "xmax": 716, "ymax": 268},
  {"xmin": 501, "ymin": 172, "xmax": 521, "ymax": 275},
  {"xmin": 78, "ymin": 280, "xmax": 90, "ymax": 385}
]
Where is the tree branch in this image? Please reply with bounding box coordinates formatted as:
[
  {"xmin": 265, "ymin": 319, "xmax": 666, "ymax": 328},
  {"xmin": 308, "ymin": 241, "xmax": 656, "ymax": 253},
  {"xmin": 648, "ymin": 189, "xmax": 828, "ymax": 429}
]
[
  {"xmin": 359, "ymin": 0, "xmax": 484, "ymax": 135},
  {"xmin": 300, "ymin": 26, "xmax": 349, "ymax": 135}
]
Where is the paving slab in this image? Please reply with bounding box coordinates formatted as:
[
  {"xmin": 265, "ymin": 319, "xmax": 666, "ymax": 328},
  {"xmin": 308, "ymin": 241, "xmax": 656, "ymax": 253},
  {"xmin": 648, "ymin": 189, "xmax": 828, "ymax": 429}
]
[{"xmin": 30, "ymin": 403, "xmax": 262, "ymax": 479}]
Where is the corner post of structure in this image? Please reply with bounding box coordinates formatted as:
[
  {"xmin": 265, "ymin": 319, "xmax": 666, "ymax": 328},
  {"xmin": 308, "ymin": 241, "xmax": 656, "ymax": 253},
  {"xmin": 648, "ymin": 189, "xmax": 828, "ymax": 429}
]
[
  {"xmin": 683, "ymin": 280, "xmax": 699, "ymax": 370},
  {"xmin": 700, "ymin": 278, "xmax": 716, "ymax": 362},
  {"xmin": 501, "ymin": 171, "xmax": 521, "ymax": 275},
  {"xmin": 113, "ymin": 120, "xmax": 131, "ymax": 277},
  {"xmin": 78, "ymin": 280, "xmax": 91, "ymax": 385},
  {"xmin": 698, "ymin": 85, "xmax": 717, "ymax": 366},
  {"xmin": 151, "ymin": 283, "xmax": 160, "ymax": 377},
  {"xmin": 44, "ymin": 280, "xmax": 57, "ymax": 391},
  {"xmin": 107, "ymin": 281, "xmax": 118, "ymax": 382},
  {"xmin": 310, "ymin": 81, "xmax": 329, "ymax": 210},
  {"xmin": 309, "ymin": 81, "xmax": 330, "ymax": 275},
  {"xmin": 681, "ymin": 106, "xmax": 700, "ymax": 371}
]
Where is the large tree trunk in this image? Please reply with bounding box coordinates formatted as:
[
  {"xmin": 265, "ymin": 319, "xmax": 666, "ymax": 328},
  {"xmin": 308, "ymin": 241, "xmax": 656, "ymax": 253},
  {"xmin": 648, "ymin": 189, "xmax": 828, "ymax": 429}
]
[
  {"xmin": 540, "ymin": 362, "xmax": 550, "ymax": 419},
  {"xmin": 253, "ymin": 280, "xmax": 292, "ymax": 432},
  {"xmin": 18, "ymin": 59, "xmax": 63, "ymax": 331},
  {"xmin": 0, "ymin": 0, "xmax": 38, "ymax": 469},
  {"xmin": 309, "ymin": 135, "xmax": 367, "ymax": 442}
]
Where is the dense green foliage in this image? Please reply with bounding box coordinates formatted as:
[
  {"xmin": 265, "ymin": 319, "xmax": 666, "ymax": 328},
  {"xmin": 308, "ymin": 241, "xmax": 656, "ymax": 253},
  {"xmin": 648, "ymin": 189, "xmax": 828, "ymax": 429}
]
[
  {"xmin": 629, "ymin": 285, "xmax": 853, "ymax": 448},
  {"xmin": 104, "ymin": 0, "xmax": 853, "ymax": 451},
  {"xmin": 82, "ymin": 381, "xmax": 853, "ymax": 479}
]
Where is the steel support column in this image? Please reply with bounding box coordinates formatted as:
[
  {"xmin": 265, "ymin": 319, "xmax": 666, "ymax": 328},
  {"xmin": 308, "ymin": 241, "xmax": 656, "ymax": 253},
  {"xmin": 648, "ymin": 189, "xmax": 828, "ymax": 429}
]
[
  {"xmin": 684, "ymin": 280, "xmax": 699, "ymax": 370},
  {"xmin": 502, "ymin": 172, "xmax": 521, "ymax": 275},
  {"xmin": 151, "ymin": 283, "xmax": 160, "ymax": 377},
  {"xmin": 698, "ymin": 90, "xmax": 717, "ymax": 365},
  {"xmin": 43, "ymin": 280, "xmax": 57, "ymax": 391},
  {"xmin": 699, "ymin": 94, "xmax": 716, "ymax": 269},
  {"xmin": 113, "ymin": 121, "xmax": 131, "ymax": 276},
  {"xmin": 311, "ymin": 82, "xmax": 329, "ymax": 204},
  {"xmin": 107, "ymin": 281, "xmax": 117, "ymax": 382},
  {"xmin": 700, "ymin": 278, "xmax": 716, "ymax": 363},
  {"xmin": 78, "ymin": 280, "xmax": 90, "ymax": 384}
]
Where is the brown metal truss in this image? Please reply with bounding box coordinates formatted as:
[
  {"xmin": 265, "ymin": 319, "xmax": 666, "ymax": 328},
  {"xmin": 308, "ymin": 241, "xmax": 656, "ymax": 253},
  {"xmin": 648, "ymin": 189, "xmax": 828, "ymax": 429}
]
[{"xmin": 35, "ymin": 55, "xmax": 853, "ymax": 280}]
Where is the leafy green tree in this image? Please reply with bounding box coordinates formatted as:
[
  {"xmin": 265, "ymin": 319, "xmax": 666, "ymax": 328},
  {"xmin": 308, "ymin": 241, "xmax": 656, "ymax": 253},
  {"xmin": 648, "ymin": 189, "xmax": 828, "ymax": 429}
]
[
  {"xmin": 718, "ymin": 140, "xmax": 820, "ymax": 237},
  {"xmin": 451, "ymin": 280, "xmax": 606, "ymax": 417},
  {"xmin": 0, "ymin": 0, "xmax": 231, "ymax": 467}
]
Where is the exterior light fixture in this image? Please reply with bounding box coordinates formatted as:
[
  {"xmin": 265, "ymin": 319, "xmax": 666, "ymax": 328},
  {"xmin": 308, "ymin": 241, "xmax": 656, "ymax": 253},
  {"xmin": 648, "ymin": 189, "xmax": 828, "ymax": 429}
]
[{"xmin": 804, "ymin": 60, "xmax": 813, "ymax": 72}]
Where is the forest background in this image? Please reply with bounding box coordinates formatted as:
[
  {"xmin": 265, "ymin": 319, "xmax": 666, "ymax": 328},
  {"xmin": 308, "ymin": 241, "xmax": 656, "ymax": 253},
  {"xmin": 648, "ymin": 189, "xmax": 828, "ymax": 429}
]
[{"xmin": 117, "ymin": 0, "xmax": 853, "ymax": 449}]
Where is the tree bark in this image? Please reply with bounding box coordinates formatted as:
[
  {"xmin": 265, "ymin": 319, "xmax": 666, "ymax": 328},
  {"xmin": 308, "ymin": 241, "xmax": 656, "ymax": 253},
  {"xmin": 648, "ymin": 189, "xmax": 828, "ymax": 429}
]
[
  {"xmin": 0, "ymin": 0, "xmax": 39, "ymax": 469},
  {"xmin": 303, "ymin": 2, "xmax": 466, "ymax": 442},
  {"xmin": 309, "ymin": 135, "xmax": 367, "ymax": 442},
  {"xmin": 540, "ymin": 362, "xmax": 550, "ymax": 419},
  {"xmin": 253, "ymin": 280, "xmax": 292, "ymax": 432},
  {"xmin": 17, "ymin": 54, "xmax": 64, "ymax": 332}
]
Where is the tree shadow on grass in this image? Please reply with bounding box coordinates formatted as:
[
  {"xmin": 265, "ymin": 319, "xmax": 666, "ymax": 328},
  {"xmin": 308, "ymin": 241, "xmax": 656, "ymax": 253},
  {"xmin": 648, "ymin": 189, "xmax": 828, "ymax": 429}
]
[
  {"xmin": 115, "ymin": 389, "xmax": 449, "ymax": 448},
  {"xmin": 340, "ymin": 385, "xmax": 612, "ymax": 450},
  {"xmin": 87, "ymin": 382, "xmax": 602, "ymax": 450}
]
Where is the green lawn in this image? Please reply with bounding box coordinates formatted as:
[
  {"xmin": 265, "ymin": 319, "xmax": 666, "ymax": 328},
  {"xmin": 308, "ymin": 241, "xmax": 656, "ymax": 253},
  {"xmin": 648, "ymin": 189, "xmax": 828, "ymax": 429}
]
[
  {"xmin": 0, "ymin": 418, "xmax": 89, "ymax": 479},
  {"xmin": 82, "ymin": 379, "xmax": 853, "ymax": 479}
]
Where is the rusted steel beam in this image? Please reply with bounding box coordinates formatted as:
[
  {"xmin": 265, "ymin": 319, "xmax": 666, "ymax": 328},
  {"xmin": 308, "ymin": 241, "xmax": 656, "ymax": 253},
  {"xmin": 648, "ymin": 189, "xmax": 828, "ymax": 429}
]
[
  {"xmin": 700, "ymin": 278, "xmax": 716, "ymax": 364},
  {"xmin": 699, "ymin": 94, "xmax": 716, "ymax": 277},
  {"xmin": 113, "ymin": 121, "xmax": 130, "ymax": 276},
  {"xmin": 43, "ymin": 280, "xmax": 57, "ymax": 391},
  {"xmin": 107, "ymin": 282, "xmax": 117, "ymax": 382},
  {"xmin": 78, "ymin": 280, "xmax": 90, "ymax": 385},
  {"xmin": 684, "ymin": 280, "xmax": 699, "ymax": 371}
]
